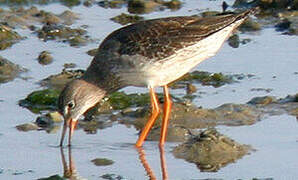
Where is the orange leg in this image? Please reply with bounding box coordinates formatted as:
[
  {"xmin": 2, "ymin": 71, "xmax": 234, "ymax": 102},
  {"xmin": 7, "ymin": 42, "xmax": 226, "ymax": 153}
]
[
  {"xmin": 159, "ymin": 146, "xmax": 168, "ymax": 180},
  {"xmin": 159, "ymin": 85, "xmax": 172, "ymax": 146},
  {"xmin": 136, "ymin": 87, "xmax": 160, "ymax": 147},
  {"xmin": 136, "ymin": 147, "xmax": 157, "ymax": 180}
]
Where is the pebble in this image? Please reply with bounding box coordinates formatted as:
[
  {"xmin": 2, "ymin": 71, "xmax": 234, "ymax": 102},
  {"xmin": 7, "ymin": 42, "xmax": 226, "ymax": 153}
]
[{"xmin": 16, "ymin": 123, "xmax": 39, "ymax": 132}]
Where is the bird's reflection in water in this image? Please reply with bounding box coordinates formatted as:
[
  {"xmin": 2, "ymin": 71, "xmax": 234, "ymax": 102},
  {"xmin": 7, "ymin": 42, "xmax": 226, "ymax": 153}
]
[
  {"xmin": 136, "ymin": 146, "xmax": 168, "ymax": 180},
  {"xmin": 59, "ymin": 145, "xmax": 168, "ymax": 180},
  {"xmin": 60, "ymin": 147, "xmax": 85, "ymax": 180}
]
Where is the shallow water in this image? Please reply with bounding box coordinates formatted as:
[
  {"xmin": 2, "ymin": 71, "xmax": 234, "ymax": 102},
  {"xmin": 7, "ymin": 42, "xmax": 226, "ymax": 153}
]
[{"xmin": 0, "ymin": 0, "xmax": 298, "ymax": 179}]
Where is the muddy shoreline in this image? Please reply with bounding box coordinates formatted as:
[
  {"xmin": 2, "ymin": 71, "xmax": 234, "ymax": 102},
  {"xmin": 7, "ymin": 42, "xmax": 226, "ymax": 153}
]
[{"xmin": 1, "ymin": 0, "xmax": 298, "ymax": 179}]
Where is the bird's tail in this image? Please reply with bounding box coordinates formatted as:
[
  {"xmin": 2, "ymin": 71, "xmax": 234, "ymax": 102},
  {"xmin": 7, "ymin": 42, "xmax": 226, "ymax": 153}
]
[{"xmin": 236, "ymin": 7, "xmax": 260, "ymax": 21}]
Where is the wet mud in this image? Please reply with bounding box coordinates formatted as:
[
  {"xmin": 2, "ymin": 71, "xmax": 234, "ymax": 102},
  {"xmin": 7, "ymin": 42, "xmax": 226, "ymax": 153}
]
[{"xmin": 1, "ymin": 0, "xmax": 298, "ymax": 179}]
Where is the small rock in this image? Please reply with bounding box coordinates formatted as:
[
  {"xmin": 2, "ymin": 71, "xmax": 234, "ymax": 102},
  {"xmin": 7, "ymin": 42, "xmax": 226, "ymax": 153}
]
[
  {"xmin": 278, "ymin": 93, "xmax": 298, "ymax": 103},
  {"xmin": 163, "ymin": 0, "xmax": 182, "ymax": 10},
  {"xmin": 147, "ymin": 125, "xmax": 191, "ymax": 142},
  {"xmin": 38, "ymin": 51, "xmax": 53, "ymax": 65},
  {"xmin": 98, "ymin": 0, "xmax": 126, "ymax": 8},
  {"xmin": 58, "ymin": 10, "xmax": 79, "ymax": 25},
  {"xmin": 173, "ymin": 128, "xmax": 252, "ymax": 172},
  {"xmin": 128, "ymin": 0, "xmax": 160, "ymax": 14},
  {"xmin": 275, "ymin": 19, "xmax": 291, "ymax": 32},
  {"xmin": 0, "ymin": 56, "xmax": 26, "ymax": 83},
  {"xmin": 36, "ymin": 111, "xmax": 62, "ymax": 128},
  {"xmin": 16, "ymin": 123, "xmax": 39, "ymax": 132},
  {"xmin": 36, "ymin": 115, "xmax": 54, "ymax": 127},
  {"xmin": 86, "ymin": 48, "xmax": 98, "ymax": 56},
  {"xmin": 247, "ymin": 96, "xmax": 276, "ymax": 105},
  {"xmin": 36, "ymin": 23, "xmax": 90, "ymax": 46},
  {"xmin": 0, "ymin": 25, "xmax": 22, "ymax": 50},
  {"xmin": 186, "ymin": 83, "xmax": 197, "ymax": 94},
  {"xmin": 63, "ymin": 63, "xmax": 76, "ymax": 69},
  {"xmin": 38, "ymin": 174, "xmax": 64, "ymax": 180},
  {"xmin": 239, "ymin": 18, "xmax": 261, "ymax": 32},
  {"xmin": 39, "ymin": 69, "xmax": 84, "ymax": 90},
  {"xmin": 68, "ymin": 36, "xmax": 88, "ymax": 46},
  {"xmin": 110, "ymin": 13, "xmax": 144, "ymax": 25},
  {"xmin": 228, "ymin": 34, "xmax": 240, "ymax": 48},
  {"xmin": 101, "ymin": 173, "xmax": 125, "ymax": 180},
  {"xmin": 287, "ymin": 17, "xmax": 298, "ymax": 35},
  {"xmin": 60, "ymin": 0, "xmax": 81, "ymax": 7},
  {"xmin": 83, "ymin": 0, "xmax": 93, "ymax": 7},
  {"xmin": 250, "ymin": 88, "xmax": 273, "ymax": 93},
  {"xmin": 91, "ymin": 158, "xmax": 114, "ymax": 166},
  {"xmin": 290, "ymin": 108, "xmax": 298, "ymax": 116},
  {"xmin": 42, "ymin": 12, "xmax": 61, "ymax": 24}
]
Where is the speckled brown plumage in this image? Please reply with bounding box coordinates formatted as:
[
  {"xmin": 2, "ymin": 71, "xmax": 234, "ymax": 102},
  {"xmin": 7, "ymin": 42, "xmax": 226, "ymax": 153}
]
[
  {"xmin": 99, "ymin": 9, "xmax": 256, "ymax": 60},
  {"xmin": 58, "ymin": 7, "xmax": 259, "ymax": 147},
  {"xmin": 82, "ymin": 8, "xmax": 258, "ymax": 91}
]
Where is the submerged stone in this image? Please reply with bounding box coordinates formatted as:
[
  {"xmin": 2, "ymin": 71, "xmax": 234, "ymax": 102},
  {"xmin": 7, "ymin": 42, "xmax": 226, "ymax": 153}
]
[
  {"xmin": 36, "ymin": 111, "xmax": 62, "ymax": 127},
  {"xmin": 86, "ymin": 48, "xmax": 98, "ymax": 56},
  {"xmin": 38, "ymin": 51, "xmax": 53, "ymax": 65},
  {"xmin": 40, "ymin": 69, "xmax": 84, "ymax": 90},
  {"xmin": 36, "ymin": 23, "xmax": 90, "ymax": 46},
  {"xmin": 0, "ymin": 7, "xmax": 78, "ymax": 30},
  {"xmin": 128, "ymin": 0, "xmax": 160, "ymax": 14},
  {"xmin": 110, "ymin": 13, "xmax": 144, "ymax": 25},
  {"xmin": 239, "ymin": 18, "xmax": 261, "ymax": 32},
  {"xmin": 98, "ymin": 0, "xmax": 126, "ymax": 8},
  {"xmin": 38, "ymin": 174, "xmax": 65, "ymax": 180},
  {"xmin": 91, "ymin": 158, "xmax": 114, "ymax": 166},
  {"xmin": 101, "ymin": 173, "xmax": 125, "ymax": 180},
  {"xmin": 173, "ymin": 128, "xmax": 252, "ymax": 172},
  {"xmin": 247, "ymin": 96, "xmax": 277, "ymax": 105},
  {"xmin": 0, "ymin": 56, "xmax": 26, "ymax": 83},
  {"xmin": 123, "ymin": 102, "xmax": 261, "ymax": 141},
  {"xmin": 146, "ymin": 125, "xmax": 192, "ymax": 142},
  {"xmin": 162, "ymin": 0, "xmax": 182, "ymax": 10},
  {"xmin": 58, "ymin": 10, "xmax": 79, "ymax": 25},
  {"xmin": 60, "ymin": 0, "xmax": 81, "ymax": 7},
  {"xmin": 16, "ymin": 123, "xmax": 39, "ymax": 132},
  {"xmin": 228, "ymin": 34, "xmax": 252, "ymax": 48},
  {"xmin": 228, "ymin": 34, "xmax": 240, "ymax": 48},
  {"xmin": 0, "ymin": 25, "xmax": 22, "ymax": 50}
]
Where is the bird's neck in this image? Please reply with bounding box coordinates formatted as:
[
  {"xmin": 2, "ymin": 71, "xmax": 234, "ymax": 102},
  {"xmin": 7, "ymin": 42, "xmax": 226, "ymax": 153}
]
[{"xmin": 82, "ymin": 63, "xmax": 123, "ymax": 93}]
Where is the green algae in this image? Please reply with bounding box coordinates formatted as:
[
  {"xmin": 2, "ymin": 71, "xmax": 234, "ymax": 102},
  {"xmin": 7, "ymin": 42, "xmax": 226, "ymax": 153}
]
[
  {"xmin": 177, "ymin": 71, "xmax": 235, "ymax": 88},
  {"xmin": 107, "ymin": 92, "xmax": 151, "ymax": 110},
  {"xmin": 19, "ymin": 89, "xmax": 60, "ymax": 113}
]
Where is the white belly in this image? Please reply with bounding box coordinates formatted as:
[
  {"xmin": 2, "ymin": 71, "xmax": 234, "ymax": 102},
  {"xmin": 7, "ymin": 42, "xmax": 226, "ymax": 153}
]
[{"xmin": 146, "ymin": 21, "xmax": 243, "ymax": 87}]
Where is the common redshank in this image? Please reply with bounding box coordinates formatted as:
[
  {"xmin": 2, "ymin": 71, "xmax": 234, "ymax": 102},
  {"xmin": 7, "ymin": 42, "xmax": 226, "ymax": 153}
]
[{"xmin": 58, "ymin": 8, "xmax": 258, "ymax": 147}]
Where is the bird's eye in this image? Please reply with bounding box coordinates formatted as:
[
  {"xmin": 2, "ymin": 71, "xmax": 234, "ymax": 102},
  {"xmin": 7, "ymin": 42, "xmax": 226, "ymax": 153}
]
[{"xmin": 67, "ymin": 101, "xmax": 75, "ymax": 109}]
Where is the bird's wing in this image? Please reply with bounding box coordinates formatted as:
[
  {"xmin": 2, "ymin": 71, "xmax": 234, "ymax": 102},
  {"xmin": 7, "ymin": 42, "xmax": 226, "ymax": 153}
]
[{"xmin": 97, "ymin": 10, "xmax": 253, "ymax": 60}]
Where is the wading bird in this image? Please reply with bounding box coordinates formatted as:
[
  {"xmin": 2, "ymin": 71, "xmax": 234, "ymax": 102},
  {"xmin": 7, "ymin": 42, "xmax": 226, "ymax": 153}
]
[{"xmin": 58, "ymin": 8, "xmax": 258, "ymax": 147}]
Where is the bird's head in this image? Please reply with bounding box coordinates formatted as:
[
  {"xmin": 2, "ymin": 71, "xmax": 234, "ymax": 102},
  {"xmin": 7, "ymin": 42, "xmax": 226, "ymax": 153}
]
[{"xmin": 58, "ymin": 79, "xmax": 106, "ymax": 123}]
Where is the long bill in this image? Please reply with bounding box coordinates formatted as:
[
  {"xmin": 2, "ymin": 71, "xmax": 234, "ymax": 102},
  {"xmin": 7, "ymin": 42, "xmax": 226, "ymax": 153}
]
[
  {"xmin": 60, "ymin": 118, "xmax": 68, "ymax": 146},
  {"xmin": 60, "ymin": 118, "xmax": 78, "ymax": 146}
]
